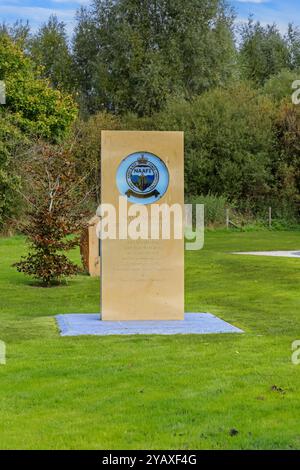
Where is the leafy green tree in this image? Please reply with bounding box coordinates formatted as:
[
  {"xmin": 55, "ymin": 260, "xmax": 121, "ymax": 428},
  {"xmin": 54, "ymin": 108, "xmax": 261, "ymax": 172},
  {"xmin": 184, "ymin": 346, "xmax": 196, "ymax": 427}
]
[
  {"xmin": 286, "ymin": 23, "xmax": 300, "ymax": 70},
  {"xmin": 73, "ymin": 0, "xmax": 236, "ymax": 115},
  {"xmin": 29, "ymin": 15, "xmax": 75, "ymax": 93},
  {"xmin": 239, "ymin": 18, "xmax": 289, "ymax": 85},
  {"xmin": 0, "ymin": 33, "xmax": 77, "ymax": 230},
  {"xmin": 0, "ymin": 116, "xmax": 28, "ymax": 230},
  {"xmin": 0, "ymin": 20, "xmax": 30, "ymax": 48},
  {"xmin": 72, "ymin": 7, "xmax": 99, "ymax": 116},
  {"xmin": 156, "ymin": 83, "xmax": 276, "ymax": 208},
  {"xmin": 263, "ymin": 69, "xmax": 300, "ymax": 103},
  {"xmin": 0, "ymin": 33, "xmax": 77, "ymax": 140},
  {"xmin": 73, "ymin": 112, "xmax": 121, "ymax": 204},
  {"xmin": 274, "ymin": 100, "xmax": 300, "ymax": 206}
]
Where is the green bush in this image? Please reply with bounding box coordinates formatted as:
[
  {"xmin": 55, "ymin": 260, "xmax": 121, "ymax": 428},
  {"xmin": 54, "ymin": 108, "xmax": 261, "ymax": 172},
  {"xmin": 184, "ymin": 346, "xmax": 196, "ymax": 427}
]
[
  {"xmin": 0, "ymin": 33, "xmax": 77, "ymax": 141},
  {"xmin": 263, "ymin": 69, "xmax": 300, "ymax": 103},
  {"xmin": 0, "ymin": 115, "xmax": 28, "ymax": 230},
  {"xmin": 157, "ymin": 83, "xmax": 276, "ymax": 206},
  {"xmin": 73, "ymin": 84, "xmax": 300, "ymax": 228},
  {"xmin": 187, "ymin": 194, "xmax": 229, "ymax": 226},
  {"xmin": 72, "ymin": 112, "xmax": 121, "ymax": 206},
  {"xmin": 0, "ymin": 33, "xmax": 78, "ymax": 232}
]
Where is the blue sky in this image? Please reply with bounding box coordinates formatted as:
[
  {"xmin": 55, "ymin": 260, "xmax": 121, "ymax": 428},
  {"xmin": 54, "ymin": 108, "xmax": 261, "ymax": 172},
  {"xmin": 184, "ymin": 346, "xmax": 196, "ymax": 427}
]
[
  {"xmin": 0, "ymin": 0, "xmax": 300, "ymax": 36},
  {"xmin": 232, "ymin": 0, "xmax": 300, "ymax": 34}
]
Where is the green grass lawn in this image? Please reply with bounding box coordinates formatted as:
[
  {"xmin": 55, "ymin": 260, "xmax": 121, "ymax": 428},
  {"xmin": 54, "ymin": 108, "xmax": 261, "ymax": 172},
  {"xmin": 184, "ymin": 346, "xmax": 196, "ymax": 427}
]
[{"xmin": 0, "ymin": 230, "xmax": 300, "ymax": 449}]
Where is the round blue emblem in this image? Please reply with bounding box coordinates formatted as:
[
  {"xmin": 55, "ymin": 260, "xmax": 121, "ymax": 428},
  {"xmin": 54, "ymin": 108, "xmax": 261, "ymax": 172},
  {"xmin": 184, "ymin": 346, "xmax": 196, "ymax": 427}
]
[{"xmin": 116, "ymin": 152, "xmax": 169, "ymax": 205}]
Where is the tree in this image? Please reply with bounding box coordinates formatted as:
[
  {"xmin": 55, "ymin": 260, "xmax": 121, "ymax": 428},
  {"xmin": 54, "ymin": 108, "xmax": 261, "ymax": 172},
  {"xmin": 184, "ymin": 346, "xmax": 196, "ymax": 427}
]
[
  {"xmin": 274, "ymin": 100, "xmax": 300, "ymax": 206},
  {"xmin": 29, "ymin": 15, "xmax": 75, "ymax": 93},
  {"xmin": 0, "ymin": 33, "xmax": 78, "ymax": 231},
  {"xmin": 239, "ymin": 18, "xmax": 289, "ymax": 85},
  {"xmin": 72, "ymin": 7, "xmax": 99, "ymax": 116},
  {"xmin": 14, "ymin": 144, "xmax": 87, "ymax": 286},
  {"xmin": 0, "ymin": 116, "xmax": 28, "ymax": 230},
  {"xmin": 263, "ymin": 69, "xmax": 300, "ymax": 103},
  {"xmin": 286, "ymin": 23, "xmax": 300, "ymax": 70},
  {"xmin": 73, "ymin": 0, "xmax": 236, "ymax": 115},
  {"xmin": 73, "ymin": 112, "xmax": 121, "ymax": 204},
  {"xmin": 0, "ymin": 33, "xmax": 77, "ymax": 141},
  {"xmin": 156, "ymin": 83, "xmax": 276, "ymax": 208},
  {"xmin": 0, "ymin": 20, "xmax": 30, "ymax": 48}
]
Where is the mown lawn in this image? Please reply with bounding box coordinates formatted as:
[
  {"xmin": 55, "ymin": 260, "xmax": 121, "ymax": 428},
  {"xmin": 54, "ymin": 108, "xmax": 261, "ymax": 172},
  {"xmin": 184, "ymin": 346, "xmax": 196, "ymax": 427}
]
[{"xmin": 0, "ymin": 231, "xmax": 300, "ymax": 449}]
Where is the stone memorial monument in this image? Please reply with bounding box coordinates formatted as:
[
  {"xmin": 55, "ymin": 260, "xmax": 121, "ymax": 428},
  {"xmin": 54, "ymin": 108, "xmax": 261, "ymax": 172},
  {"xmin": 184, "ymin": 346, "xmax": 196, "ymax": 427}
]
[
  {"xmin": 56, "ymin": 131, "xmax": 243, "ymax": 336},
  {"xmin": 101, "ymin": 131, "xmax": 184, "ymax": 321}
]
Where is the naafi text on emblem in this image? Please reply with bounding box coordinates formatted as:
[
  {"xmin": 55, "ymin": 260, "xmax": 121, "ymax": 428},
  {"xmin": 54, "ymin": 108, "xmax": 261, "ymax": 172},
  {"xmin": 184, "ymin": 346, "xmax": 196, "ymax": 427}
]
[{"xmin": 116, "ymin": 152, "xmax": 169, "ymax": 205}]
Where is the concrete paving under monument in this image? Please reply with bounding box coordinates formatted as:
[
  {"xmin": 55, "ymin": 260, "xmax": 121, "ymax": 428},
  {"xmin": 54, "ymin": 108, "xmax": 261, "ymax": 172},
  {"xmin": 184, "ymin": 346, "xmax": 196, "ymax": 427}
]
[{"xmin": 56, "ymin": 313, "xmax": 243, "ymax": 336}]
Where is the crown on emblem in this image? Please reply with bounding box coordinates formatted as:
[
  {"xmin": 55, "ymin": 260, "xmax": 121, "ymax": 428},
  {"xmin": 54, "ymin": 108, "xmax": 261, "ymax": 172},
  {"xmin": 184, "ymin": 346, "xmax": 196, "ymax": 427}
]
[{"xmin": 137, "ymin": 154, "xmax": 148, "ymax": 164}]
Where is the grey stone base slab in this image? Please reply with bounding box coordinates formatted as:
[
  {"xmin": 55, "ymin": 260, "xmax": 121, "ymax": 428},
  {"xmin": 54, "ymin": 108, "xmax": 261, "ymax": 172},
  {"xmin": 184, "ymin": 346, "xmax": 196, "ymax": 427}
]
[
  {"xmin": 233, "ymin": 250, "xmax": 300, "ymax": 258},
  {"xmin": 56, "ymin": 313, "xmax": 243, "ymax": 336}
]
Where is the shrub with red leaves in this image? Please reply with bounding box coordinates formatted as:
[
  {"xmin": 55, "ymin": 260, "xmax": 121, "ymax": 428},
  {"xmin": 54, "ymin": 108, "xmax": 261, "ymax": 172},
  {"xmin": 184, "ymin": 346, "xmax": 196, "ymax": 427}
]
[{"xmin": 14, "ymin": 144, "xmax": 88, "ymax": 286}]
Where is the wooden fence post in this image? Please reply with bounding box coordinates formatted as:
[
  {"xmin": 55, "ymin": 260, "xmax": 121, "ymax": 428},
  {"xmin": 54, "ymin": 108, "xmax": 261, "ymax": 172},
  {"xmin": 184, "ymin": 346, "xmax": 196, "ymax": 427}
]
[
  {"xmin": 226, "ymin": 208, "xmax": 229, "ymax": 230},
  {"xmin": 269, "ymin": 207, "xmax": 272, "ymax": 228}
]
